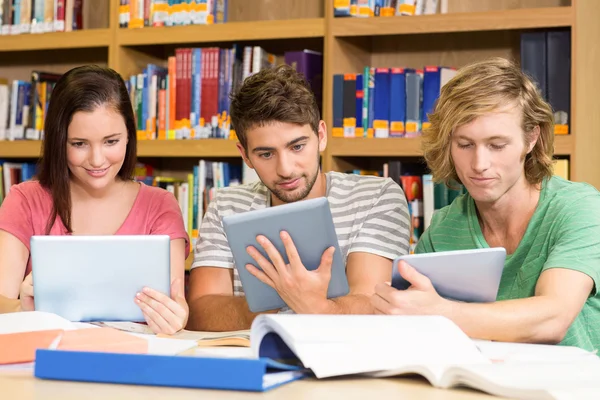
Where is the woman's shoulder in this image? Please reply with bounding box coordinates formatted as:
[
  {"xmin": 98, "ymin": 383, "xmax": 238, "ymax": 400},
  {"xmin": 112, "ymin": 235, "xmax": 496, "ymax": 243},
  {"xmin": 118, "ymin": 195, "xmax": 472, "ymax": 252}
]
[
  {"xmin": 10, "ymin": 180, "xmax": 52, "ymax": 201},
  {"xmin": 135, "ymin": 181, "xmax": 180, "ymax": 211}
]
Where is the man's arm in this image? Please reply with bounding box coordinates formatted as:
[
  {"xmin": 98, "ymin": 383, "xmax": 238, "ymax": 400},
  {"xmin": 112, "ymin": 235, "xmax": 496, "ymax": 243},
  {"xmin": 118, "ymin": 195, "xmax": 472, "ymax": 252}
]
[
  {"xmin": 446, "ymin": 268, "xmax": 593, "ymax": 344},
  {"xmin": 187, "ymin": 267, "xmax": 251, "ymax": 331},
  {"xmin": 186, "ymin": 267, "xmax": 277, "ymax": 331},
  {"xmin": 372, "ymin": 262, "xmax": 594, "ymax": 344},
  {"xmin": 319, "ymin": 179, "xmax": 408, "ymax": 314},
  {"xmin": 317, "ymin": 252, "xmax": 392, "ymax": 314}
]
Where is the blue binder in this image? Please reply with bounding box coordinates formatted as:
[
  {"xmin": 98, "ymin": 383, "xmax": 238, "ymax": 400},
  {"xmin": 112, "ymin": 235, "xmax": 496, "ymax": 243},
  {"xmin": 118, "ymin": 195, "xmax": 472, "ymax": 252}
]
[{"xmin": 34, "ymin": 349, "xmax": 308, "ymax": 392}]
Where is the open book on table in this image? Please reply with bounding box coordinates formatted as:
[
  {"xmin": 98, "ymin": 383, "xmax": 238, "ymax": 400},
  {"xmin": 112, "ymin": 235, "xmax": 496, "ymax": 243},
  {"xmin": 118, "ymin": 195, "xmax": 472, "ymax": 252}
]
[{"xmin": 251, "ymin": 314, "xmax": 600, "ymax": 400}]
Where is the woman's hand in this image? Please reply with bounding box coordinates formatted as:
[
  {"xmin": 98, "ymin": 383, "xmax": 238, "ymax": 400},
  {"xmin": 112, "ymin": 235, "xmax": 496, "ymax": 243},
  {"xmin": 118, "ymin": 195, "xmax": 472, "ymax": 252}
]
[
  {"xmin": 135, "ymin": 278, "xmax": 188, "ymax": 335},
  {"xmin": 19, "ymin": 272, "xmax": 35, "ymax": 312}
]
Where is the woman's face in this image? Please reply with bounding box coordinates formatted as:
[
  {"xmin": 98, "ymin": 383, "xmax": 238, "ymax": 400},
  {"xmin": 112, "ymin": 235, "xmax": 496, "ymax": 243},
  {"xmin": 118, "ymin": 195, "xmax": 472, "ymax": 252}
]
[{"xmin": 66, "ymin": 105, "xmax": 128, "ymax": 192}]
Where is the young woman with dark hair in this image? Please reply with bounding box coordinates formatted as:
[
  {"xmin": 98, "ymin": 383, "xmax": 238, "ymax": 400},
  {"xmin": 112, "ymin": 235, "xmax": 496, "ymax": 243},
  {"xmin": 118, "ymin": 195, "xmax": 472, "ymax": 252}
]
[{"xmin": 0, "ymin": 65, "xmax": 190, "ymax": 334}]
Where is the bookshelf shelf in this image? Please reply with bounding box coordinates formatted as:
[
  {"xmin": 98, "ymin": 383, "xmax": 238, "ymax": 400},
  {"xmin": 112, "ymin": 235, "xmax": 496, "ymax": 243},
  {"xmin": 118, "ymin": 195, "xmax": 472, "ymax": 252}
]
[
  {"xmin": 331, "ymin": 7, "xmax": 572, "ymax": 37},
  {"xmin": 0, "ymin": 29, "xmax": 112, "ymax": 52},
  {"xmin": 554, "ymin": 135, "xmax": 574, "ymax": 157},
  {"xmin": 0, "ymin": 139, "xmax": 241, "ymax": 158},
  {"xmin": 329, "ymin": 135, "xmax": 574, "ymax": 158},
  {"xmin": 137, "ymin": 139, "xmax": 240, "ymax": 158},
  {"xmin": 329, "ymin": 137, "xmax": 423, "ymax": 157},
  {"xmin": 0, "ymin": 136, "xmax": 574, "ymax": 160},
  {"xmin": 116, "ymin": 18, "xmax": 325, "ymax": 47},
  {"xmin": 0, "ymin": 141, "xmax": 42, "ymax": 158}
]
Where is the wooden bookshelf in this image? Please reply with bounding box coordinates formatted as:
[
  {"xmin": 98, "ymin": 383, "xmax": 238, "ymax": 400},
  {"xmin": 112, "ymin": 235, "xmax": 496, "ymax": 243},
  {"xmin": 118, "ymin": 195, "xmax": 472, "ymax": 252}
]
[
  {"xmin": 2, "ymin": 0, "xmax": 600, "ymax": 188},
  {"xmin": 117, "ymin": 18, "xmax": 325, "ymax": 46},
  {"xmin": 331, "ymin": 7, "xmax": 572, "ymax": 37},
  {"xmin": 0, "ymin": 29, "xmax": 112, "ymax": 52}
]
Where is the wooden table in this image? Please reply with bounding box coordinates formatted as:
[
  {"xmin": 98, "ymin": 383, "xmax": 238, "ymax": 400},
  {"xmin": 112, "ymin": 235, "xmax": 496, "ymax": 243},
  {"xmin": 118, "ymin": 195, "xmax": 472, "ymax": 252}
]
[{"xmin": 1, "ymin": 370, "xmax": 507, "ymax": 399}]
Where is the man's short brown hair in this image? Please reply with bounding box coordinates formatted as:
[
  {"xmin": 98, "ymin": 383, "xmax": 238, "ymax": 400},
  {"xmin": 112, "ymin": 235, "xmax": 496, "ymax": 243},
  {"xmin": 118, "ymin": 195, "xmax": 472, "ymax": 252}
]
[
  {"xmin": 230, "ymin": 64, "xmax": 320, "ymax": 150},
  {"xmin": 422, "ymin": 57, "xmax": 555, "ymax": 186}
]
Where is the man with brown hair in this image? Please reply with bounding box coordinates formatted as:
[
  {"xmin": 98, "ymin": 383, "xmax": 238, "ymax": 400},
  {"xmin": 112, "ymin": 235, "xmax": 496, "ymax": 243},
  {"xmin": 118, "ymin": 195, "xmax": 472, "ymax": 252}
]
[
  {"xmin": 187, "ymin": 65, "xmax": 410, "ymax": 331},
  {"xmin": 371, "ymin": 57, "xmax": 600, "ymax": 351}
]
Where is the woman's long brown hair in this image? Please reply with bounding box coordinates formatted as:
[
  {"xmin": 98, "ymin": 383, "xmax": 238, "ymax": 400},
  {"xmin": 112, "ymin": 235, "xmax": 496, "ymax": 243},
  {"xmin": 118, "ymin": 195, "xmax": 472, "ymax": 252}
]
[{"xmin": 37, "ymin": 65, "xmax": 138, "ymax": 234}]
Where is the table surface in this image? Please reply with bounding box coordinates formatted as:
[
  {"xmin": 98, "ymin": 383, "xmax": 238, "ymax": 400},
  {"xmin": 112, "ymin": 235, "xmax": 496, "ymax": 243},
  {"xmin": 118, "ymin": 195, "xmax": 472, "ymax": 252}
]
[{"xmin": 1, "ymin": 370, "xmax": 509, "ymax": 400}]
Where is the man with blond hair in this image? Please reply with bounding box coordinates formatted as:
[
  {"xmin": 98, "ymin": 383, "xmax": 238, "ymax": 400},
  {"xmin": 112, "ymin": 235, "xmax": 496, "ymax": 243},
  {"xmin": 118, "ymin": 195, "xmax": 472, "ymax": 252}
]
[{"xmin": 371, "ymin": 57, "xmax": 600, "ymax": 351}]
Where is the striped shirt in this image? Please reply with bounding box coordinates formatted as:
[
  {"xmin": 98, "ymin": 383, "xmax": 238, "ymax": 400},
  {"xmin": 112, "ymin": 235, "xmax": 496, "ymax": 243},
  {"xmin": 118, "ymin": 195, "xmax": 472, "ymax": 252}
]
[
  {"xmin": 192, "ymin": 171, "xmax": 411, "ymax": 296},
  {"xmin": 416, "ymin": 176, "xmax": 600, "ymax": 352}
]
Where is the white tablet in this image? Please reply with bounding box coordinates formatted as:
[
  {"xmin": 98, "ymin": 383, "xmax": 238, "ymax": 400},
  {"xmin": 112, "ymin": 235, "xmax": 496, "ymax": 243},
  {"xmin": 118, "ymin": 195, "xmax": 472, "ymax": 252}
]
[
  {"xmin": 30, "ymin": 235, "xmax": 171, "ymax": 322},
  {"xmin": 222, "ymin": 197, "xmax": 350, "ymax": 312},
  {"xmin": 391, "ymin": 247, "xmax": 506, "ymax": 303}
]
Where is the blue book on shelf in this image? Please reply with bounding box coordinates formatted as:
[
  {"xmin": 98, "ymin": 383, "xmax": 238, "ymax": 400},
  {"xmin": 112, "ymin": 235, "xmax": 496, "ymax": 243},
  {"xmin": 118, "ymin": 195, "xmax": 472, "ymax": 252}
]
[{"xmin": 34, "ymin": 349, "xmax": 307, "ymax": 392}]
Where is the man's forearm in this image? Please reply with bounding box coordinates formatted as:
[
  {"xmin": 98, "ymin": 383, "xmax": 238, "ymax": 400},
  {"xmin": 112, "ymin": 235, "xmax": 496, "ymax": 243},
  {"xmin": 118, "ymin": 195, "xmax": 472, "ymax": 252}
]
[
  {"xmin": 187, "ymin": 295, "xmax": 278, "ymax": 332},
  {"xmin": 445, "ymin": 296, "xmax": 569, "ymax": 344},
  {"xmin": 0, "ymin": 295, "xmax": 20, "ymax": 313},
  {"xmin": 311, "ymin": 294, "xmax": 374, "ymax": 315}
]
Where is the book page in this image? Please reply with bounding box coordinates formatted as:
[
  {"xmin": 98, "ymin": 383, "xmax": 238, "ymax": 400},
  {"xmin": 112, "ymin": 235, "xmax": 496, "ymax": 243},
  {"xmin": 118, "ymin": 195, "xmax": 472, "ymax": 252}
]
[
  {"xmin": 0, "ymin": 311, "xmax": 77, "ymax": 334},
  {"xmin": 473, "ymin": 340, "xmax": 598, "ymax": 364},
  {"xmin": 90, "ymin": 321, "xmax": 155, "ymax": 335},
  {"xmin": 127, "ymin": 333, "xmax": 198, "ymax": 355},
  {"xmin": 187, "ymin": 347, "xmax": 256, "ymax": 359},
  {"xmin": 252, "ymin": 314, "xmax": 489, "ymax": 379},
  {"xmin": 158, "ymin": 329, "xmax": 250, "ymax": 344},
  {"xmin": 446, "ymin": 360, "xmax": 600, "ymax": 399}
]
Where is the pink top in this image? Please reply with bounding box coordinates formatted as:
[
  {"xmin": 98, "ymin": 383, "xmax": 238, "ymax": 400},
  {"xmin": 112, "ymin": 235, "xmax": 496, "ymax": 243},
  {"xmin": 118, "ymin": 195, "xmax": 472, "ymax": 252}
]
[{"xmin": 0, "ymin": 180, "xmax": 190, "ymax": 278}]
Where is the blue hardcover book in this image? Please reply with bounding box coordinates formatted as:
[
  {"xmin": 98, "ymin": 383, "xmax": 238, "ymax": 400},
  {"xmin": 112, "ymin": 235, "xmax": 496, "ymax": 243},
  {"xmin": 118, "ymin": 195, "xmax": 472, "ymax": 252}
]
[
  {"xmin": 332, "ymin": 74, "xmax": 344, "ymax": 137},
  {"xmin": 421, "ymin": 66, "xmax": 441, "ymax": 131},
  {"xmin": 34, "ymin": 349, "xmax": 307, "ymax": 392},
  {"xmin": 355, "ymin": 74, "xmax": 363, "ymax": 136},
  {"xmin": 389, "ymin": 67, "xmax": 406, "ymax": 137},
  {"xmin": 373, "ymin": 68, "xmax": 390, "ymax": 138}
]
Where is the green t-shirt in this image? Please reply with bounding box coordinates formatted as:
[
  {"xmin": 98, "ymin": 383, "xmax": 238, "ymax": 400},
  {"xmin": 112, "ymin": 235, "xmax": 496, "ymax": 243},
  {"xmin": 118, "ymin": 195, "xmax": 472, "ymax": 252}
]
[{"xmin": 416, "ymin": 176, "xmax": 600, "ymax": 351}]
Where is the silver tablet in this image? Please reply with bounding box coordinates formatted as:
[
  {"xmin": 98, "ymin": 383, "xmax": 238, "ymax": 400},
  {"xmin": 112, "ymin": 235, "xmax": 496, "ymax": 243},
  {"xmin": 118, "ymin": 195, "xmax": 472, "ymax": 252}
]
[
  {"xmin": 391, "ymin": 247, "xmax": 506, "ymax": 303},
  {"xmin": 30, "ymin": 235, "xmax": 171, "ymax": 322},
  {"xmin": 222, "ymin": 197, "xmax": 350, "ymax": 312}
]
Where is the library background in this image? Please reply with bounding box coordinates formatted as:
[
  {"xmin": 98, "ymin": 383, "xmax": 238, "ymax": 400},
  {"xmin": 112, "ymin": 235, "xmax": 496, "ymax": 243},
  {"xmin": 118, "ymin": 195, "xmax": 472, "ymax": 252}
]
[{"xmin": 0, "ymin": 0, "xmax": 598, "ymax": 269}]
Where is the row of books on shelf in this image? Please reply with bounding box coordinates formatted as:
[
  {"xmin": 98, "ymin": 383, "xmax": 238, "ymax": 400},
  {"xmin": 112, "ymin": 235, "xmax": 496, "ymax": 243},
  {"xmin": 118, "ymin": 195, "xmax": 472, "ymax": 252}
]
[
  {"xmin": 125, "ymin": 46, "xmax": 321, "ymax": 141},
  {"xmin": 332, "ymin": 65, "xmax": 456, "ymax": 139},
  {"xmin": 0, "ymin": 72, "xmax": 61, "ymax": 141},
  {"xmin": 334, "ymin": 29, "xmax": 571, "ymax": 140},
  {"xmin": 126, "ymin": 44, "xmax": 275, "ymax": 141},
  {"xmin": 521, "ymin": 29, "xmax": 571, "ymax": 135},
  {"xmin": 0, "ymin": 0, "xmax": 86, "ymax": 35},
  {"xmin": 334, "ymin": 0, "xmax": 444, "ymax": 18},
  {"xmin": 119, "ymin": 0, "xmax": 228, "ymax": 29},
  {"xmin": 0, "ymin": 47, "xmax": 322, "ymax": 142}
]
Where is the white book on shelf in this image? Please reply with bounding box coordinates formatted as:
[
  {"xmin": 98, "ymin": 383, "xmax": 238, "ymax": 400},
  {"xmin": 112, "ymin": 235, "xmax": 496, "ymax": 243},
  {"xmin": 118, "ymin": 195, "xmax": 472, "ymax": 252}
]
[{"xmin": 0, "ymin": 82, "xmax": 8, "ymax": 141}]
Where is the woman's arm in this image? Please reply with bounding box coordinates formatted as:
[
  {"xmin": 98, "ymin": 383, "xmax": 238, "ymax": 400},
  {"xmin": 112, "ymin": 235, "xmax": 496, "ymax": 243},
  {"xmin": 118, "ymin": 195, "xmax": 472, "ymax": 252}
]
[{"xmin": 0, "ymin": 230, "xmax": 30, "ymax": 313}]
